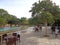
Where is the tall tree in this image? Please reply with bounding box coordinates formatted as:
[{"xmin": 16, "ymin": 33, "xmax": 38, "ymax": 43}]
[
  {"xmin": 29, "ymin": 0, "xmax": 60, "ymax": 36},
  {"xmin": 29, "ymin": 0, "xmax": 60, "ymax": 25}
]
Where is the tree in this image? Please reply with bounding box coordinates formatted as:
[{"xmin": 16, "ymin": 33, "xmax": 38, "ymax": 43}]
[
  {"xmin": 40, "ymin": 12, "xmax": 54, "ymax": 36},
  {"xmin": 0, "ymin": 9, "xmax": 8, "ymax": 27},
  {"xmin": 28, "ymin": 16, "xmax": 43, "ymax": 25},
  {"xmin": 7, "ymin": 15, "xmax": 20, "ymax": 26},
  {"xmin": 29, "ymin": 0, "xmax": 60, "ymax": 25},
  {"xmin": 20, "ymin": 17, "xmax": 28, "ymax": 25},
  {"xmin": 0, "ymin": 18, "xmax": 6, "ymax": 27},
  {"xmin": 29, "ymin": 0, "xmax": 55, "ymax": 24},
  {"xmin": 29, "ymin": 0, "xmax": 59, "ymax": 36},
  {"xmin": 40, "ymin": 12, "xmax": 54, "ymax": 24},
  {"xmin": 0, "ymin": 9, "xmax": 9, "ymax": 18},
  {"xmin": 0, "ymin": 9, "xmax": 21, "ymax": 27}
]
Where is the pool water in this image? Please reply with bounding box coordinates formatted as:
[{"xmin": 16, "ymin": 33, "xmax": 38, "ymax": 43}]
[{"xmin": 0, "ymin": 27, "xmax": 19, "ymax": 31}]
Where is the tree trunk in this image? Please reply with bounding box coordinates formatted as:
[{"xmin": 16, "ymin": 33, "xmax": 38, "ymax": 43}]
[
  {"xmin": 44, "ymin": 23, "xmax": 49, "ymax": 37},
  {"xmin": 45, "ymin": 23, "xmax": 47, "ymax": 34}
]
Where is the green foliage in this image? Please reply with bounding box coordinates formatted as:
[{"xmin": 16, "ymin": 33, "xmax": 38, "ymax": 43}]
[
  {"xmin": 40, "ymin": 11, "xmax": 55, "ymax": 24},
  {"xmin": 0, "ymin": 9, "xmax": 29, "ymax": 27},
  {"xmin": 0, "ymin": 9, "xmax": 21, "ymax": 26},
  {"xmin": 0, "ymin": 18, "xmax": 6, "ymax": 26},
  {"xmin": 29, "ymin": 0, "xmax": 60, "ymax": 25},
  {"xmin": 20, "ymin": 17, "xmax": 28, "ymax": 25},
  {"xmin": 28, "ymin": 16, "xmax": 42, "ymax": 25}
]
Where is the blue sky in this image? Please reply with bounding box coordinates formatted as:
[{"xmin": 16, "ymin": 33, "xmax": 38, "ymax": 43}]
[{"xmin": 0, "ymin": 0, "xmax": 60, "ymax": 18}]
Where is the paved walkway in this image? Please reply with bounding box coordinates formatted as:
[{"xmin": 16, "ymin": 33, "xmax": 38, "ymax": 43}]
[{"xmin": 19, "ymin": 27, "xmax": 60, "ymax": 45}]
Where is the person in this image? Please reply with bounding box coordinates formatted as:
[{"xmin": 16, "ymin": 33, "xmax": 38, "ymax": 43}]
[
  {"xmin": 57, "ymin": 26, "xmax": 60, "ymax": 34},
  {"xmin": 51, "ymin": 26, "xmax": 55, "ymax": 34},
  {"xmin": 55, "ymin": 26, "xmax": 59, "ymax": 38},
  {"xmin": 39, "ymin": 25, "xmax": 42, "ymax": 31},
  {"xmin": 35, "ymin": 26, "xmax": 39, "ymax": 32},
  {"xmin": 17, "ymin": 34, "xmax": 20, "ymax": 42}
]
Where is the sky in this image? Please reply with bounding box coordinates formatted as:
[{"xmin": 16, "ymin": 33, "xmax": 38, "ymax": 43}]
[{"xmin": 0, "ymin": 0, "xmax": 60, "ymax": 18}]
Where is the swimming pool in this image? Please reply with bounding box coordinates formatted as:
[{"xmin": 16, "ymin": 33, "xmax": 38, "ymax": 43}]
[{"xmin": 0, "ymin": 27, "xmax": 19, "ymax": 31}]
